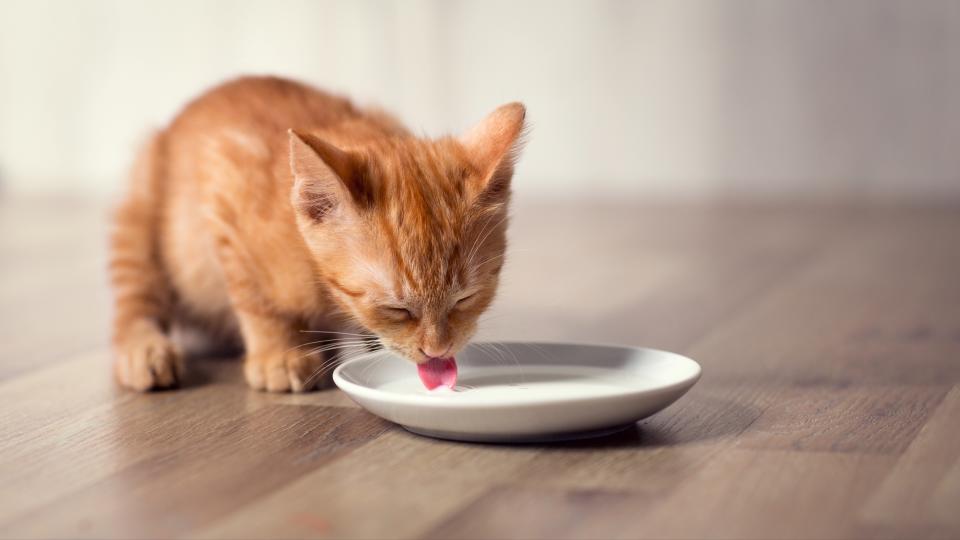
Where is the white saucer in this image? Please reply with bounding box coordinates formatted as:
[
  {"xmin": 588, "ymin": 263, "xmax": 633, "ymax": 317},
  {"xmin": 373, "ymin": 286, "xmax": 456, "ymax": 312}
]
[{"xmin": 332, "ymin": 341, "xmax": 701, "ymax": 443}]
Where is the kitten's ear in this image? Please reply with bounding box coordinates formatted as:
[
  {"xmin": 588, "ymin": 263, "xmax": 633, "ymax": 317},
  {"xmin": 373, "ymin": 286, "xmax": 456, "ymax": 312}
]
[
  {"xmin": 288, "ymin": 129, "xmax": 370, "ymax": 222},
  {"xmin": 459, "ymin": 102, "xmax": 526, "ymax": 205}
]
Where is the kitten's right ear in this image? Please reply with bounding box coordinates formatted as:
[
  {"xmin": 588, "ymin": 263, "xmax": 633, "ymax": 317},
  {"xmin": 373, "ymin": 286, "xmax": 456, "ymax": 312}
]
[
  {"xmin": 458, "ymin": 103, "xmax": 527, "ymax": 207},
  {"xmin": 288, "ymin": 129, "xmax": 369, "ymax": 222}
]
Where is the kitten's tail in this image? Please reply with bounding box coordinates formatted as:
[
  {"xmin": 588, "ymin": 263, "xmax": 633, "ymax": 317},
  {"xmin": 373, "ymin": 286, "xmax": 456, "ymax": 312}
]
[{"xmin": 108, "ymin": 131, "xmax": 175, "ymax": 346}]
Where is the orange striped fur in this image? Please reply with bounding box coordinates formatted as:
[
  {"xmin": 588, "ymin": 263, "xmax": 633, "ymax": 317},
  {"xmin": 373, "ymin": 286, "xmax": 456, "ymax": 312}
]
[{"xmin": 109, "ymin": 76, "xmax": 526, "ymax": 392}]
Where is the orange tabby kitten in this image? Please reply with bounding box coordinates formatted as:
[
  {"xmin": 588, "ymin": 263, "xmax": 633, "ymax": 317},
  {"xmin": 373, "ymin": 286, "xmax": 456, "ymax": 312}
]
[{"xmin": 110, "ymin": 76, "xmax": 525, "ymax": 392}]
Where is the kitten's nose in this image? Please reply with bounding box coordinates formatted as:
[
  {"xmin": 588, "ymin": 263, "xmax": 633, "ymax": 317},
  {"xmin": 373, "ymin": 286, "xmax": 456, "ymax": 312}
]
[{"xmin": 420, "ymin": 344, "xmax": 451, "ymax": 359}]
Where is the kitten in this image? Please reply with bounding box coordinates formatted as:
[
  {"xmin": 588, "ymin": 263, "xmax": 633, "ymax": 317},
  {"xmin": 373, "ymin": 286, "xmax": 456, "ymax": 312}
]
[{"xmin": 109, "ymin": 76, "xmax": 526, "ymax": 392}]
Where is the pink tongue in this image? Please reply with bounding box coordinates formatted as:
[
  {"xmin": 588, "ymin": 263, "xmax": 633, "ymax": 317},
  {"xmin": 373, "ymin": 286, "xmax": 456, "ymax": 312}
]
[{"xmin": 417, "ymin": 357, "xmax": 457, "ymax": 390}]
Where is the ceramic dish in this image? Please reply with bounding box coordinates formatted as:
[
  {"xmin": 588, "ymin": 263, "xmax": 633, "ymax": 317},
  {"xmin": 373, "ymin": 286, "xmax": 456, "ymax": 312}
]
[{"xmin": 333, "ymin": 341, "xmax": 701, "ymax": 443}]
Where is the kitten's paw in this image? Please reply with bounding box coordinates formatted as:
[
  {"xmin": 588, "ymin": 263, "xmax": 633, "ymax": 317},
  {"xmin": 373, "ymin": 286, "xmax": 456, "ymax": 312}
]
[
  {"xmin": 114, "ymin": 327, "xmax": 183, "ymax": 391},
  {"xmin": 243, "ymin": 349, "xmax": 328, "ymax": 393}
]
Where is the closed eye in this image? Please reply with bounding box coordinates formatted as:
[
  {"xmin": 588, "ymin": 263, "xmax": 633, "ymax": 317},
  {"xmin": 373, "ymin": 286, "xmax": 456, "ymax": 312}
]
[
  {"xmin": 454, "ymin": 293, "xmax": 477, "ymax": 307},
  {"xmin": 382, "ymin": 306, "xmax": 413, "ymax": 321}
]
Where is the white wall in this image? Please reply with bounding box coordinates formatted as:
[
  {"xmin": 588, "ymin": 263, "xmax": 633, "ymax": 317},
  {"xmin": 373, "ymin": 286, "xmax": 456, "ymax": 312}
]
[{"xmin": 1, "ymin": 0, "xmax": 958, "ymax": 201}]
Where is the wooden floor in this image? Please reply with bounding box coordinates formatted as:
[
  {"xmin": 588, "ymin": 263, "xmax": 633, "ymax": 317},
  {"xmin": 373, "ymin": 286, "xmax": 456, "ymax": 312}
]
[{"xmin": 1, "ymin": 197, "xmax": 959, "ymax": 539}]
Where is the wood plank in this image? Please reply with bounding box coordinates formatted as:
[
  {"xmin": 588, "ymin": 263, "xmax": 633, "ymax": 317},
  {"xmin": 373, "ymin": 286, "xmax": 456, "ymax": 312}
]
[
  {"xmin": 0, "ymin": 350, "xmax": 359, "ymax": 526},
  {"xmin": 498, "ymin": 382, "xmax": 765, "ymax": 492},
  {"xmin": 424, "ymin": 486, "xmax": 653, "ymax": 540},
  {"xmin": 1, "ymin": 405, "xmax": 389, "ymax": 539},
  {"xmin": 933, "ymin": 458, "xmax": 960, "ymax": 531},
  {"xmin": 194, "ymin": 430, "xmax": 542, "ymax": 540},
  {"xmin": 683, "ymin": 208, "xmax": 960, "ymax": 386},
  {"xmin": 1, "ymin": 200, "xmax": 959, "ymax": 539},
  {"xmin": 0, "ymin": 198, "xmax": 112, "ymax": 378},
  {"xmin": 426, "ymin": 450, "xmax": 897, "ymax": 540},
  {"xmin": 861, "ymin": 386, "xmax": 960, "ymax": 529},
  {"xmin": 737, "ymin": 384, "xmax": 949, "ymax": 454},
  {"xmin": 501, "ymin": 379, "xmax": 946, "ymax": 499},
  {"xmin": 617, "ymin": 449, "xmax": 895, "ymax": 539}
]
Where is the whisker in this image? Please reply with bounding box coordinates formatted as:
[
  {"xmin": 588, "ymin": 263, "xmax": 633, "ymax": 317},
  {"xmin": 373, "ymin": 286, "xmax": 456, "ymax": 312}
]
[
  {"xmin": 475, "ymin": 342, "xmax": 508, "ymax": 369},
  {"xmin": 298, "ymin": 330, "xmax": 375, "ymax": 337},
  {"xmin": 303, "ymin": 348, "xmax": 385, "ymax": 388},
  {"xmin": 360, "ymin": 353, "xmax": 391, "ymax": 382},
  {"xmin": 476, "ymin": 312, "xmax": 519, "ymax": 325},
  {"xmin": 472, "ymin": 253, "xmax": 508, "ymax": 269},
  {"xmin": 284, "ymin": 338, "xmax": 375, "ymax": 356},
  {"xmin": 465, "ymin": 213, "xmax": 511, "ymax": 268},
  {"xmin": 302, "ymin": 341, "xmax": 374, "ymax": 357},
  {"xmin": 471, "ymin": 247, "xmax": 531, "ymax": 270},
  {"xmin": 485, "ymin": 341, "xmax": 526, "ymax": 384},
  {"xmin": 464, "ymin": 211, "xmax": 507, "ymax": 269}
]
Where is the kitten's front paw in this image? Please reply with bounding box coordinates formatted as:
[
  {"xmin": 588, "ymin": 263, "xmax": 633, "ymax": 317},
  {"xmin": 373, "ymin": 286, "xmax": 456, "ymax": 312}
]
[
  {"xmin": 244, "ymin": 349, "xmax": 328, "ymax": 393},
  {"xmin": 114, "ymin": 327, "xmax": 183, "ymax": 391}
]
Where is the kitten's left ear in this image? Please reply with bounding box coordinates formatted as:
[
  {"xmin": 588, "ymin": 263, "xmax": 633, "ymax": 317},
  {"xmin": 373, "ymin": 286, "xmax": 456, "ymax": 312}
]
[
  {"xmin": 288, "ymin": 129, "xmax": 370, "ymax": 223},
  {"xmin": 459, "ymin": 102, "xmax": 527, "ymax": 205}
]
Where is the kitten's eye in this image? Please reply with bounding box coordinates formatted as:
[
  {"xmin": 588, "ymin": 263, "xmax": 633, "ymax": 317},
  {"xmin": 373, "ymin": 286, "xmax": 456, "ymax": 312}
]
[
  {"xmin": 454, "ymin": 293, "xmax": 477, "ymax": 308},
  {"xmin": 382, "ymin": 306, "xmax": 413, "ymax": 321}
]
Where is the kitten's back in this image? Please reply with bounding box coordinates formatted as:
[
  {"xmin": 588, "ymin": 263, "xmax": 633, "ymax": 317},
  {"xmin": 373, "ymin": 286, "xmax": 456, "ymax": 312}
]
[{"xmin": 156, "ymin": 77, "xmax": 390, "ymax": 330}]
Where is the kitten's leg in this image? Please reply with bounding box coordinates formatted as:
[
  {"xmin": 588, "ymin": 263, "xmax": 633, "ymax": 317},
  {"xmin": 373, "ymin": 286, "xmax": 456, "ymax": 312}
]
[
  {"xmin": 109, "ymin": 133, "xmax": 183, "ymax": 391},
  {"xmin": 211, "ymin": 231, "xmax": 324, "ymax": 393},
  {"xmin": 235, "ymin": 310, "xmax": 326, "ymax": 392}
]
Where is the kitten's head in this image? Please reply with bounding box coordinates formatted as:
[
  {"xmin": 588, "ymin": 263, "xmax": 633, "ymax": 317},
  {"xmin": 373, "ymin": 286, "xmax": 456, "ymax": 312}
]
[{"xmin": 288, "ymin": 103, "xmax": 526, "ymax": 364}]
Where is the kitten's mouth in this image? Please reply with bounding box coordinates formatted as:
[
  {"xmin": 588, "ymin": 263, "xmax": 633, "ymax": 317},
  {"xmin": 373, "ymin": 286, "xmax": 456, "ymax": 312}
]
[{"xmin": 417, "ymin": 356, "xmax": 458, "ymax": 390}]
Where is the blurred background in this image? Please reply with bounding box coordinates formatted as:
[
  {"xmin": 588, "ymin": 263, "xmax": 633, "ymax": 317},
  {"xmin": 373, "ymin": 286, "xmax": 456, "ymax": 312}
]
[
  {"xmin": 2, "ymin": 5, "xmax": 960, "ymax": 537},
  {"xmin": 2, "ymin": 0, "xmax": 958, "ymax": 203}
]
